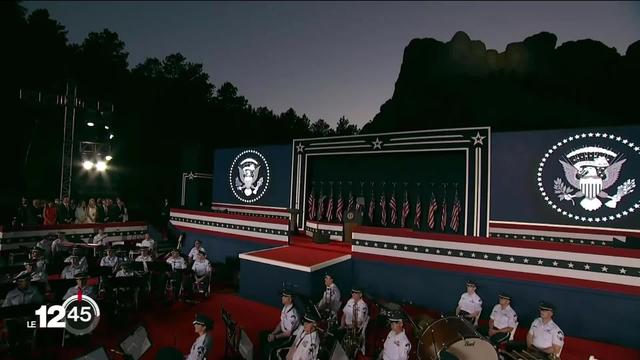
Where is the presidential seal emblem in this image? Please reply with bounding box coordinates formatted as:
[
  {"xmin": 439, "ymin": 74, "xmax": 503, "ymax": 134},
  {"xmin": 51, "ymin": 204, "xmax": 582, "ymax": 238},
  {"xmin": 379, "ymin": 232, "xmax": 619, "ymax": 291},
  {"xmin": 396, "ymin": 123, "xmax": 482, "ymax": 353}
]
[
  {"xmin": 229, "ymin": 150, "xmax": 270, "ymax": 203},
  {"xmin": 538, "ymin": 132, "xmax": 639, "ymax": 223}
]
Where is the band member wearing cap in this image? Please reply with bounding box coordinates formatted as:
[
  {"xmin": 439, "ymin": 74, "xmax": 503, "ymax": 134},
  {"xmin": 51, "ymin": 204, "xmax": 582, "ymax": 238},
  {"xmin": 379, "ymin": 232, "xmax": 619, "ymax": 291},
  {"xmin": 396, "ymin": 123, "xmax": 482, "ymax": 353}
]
[
  {"xmin": 63, "ymin": 272, "xmax": 95, "ymax": 300},
  {"xmin": 62, "ymin": 255, "xmax": 85, "ymax": 279},
  {"xmin": 2, "ymin": 272, "xmax": 43, "ymax": 307},
  {"xmin": 318, "ymin": 273, "xmax": 341, "ymax": 314},
  {"xmin": 455, "ymin": 280, "xmax": 482, "ymax": 325},
  {"xmin": 186, "ymin": 313, "xmax": 213, "ymax": 360},
  {"xmin": 30, "ymin": 247, "xmax": 48, "ymax": 278},
  {"xmin": 261, "ymin": 289, "xmax": 300, "ymax": 360},
  {"xmin": 188, "ymin": 240, "xmax": 204, "ymax": 262},
  {"xmin": 93, "ymin": 227, "xmax": 108, "ymax": 245},
  {"xmin": 526, "ymin": 302, "xmax": 564, "ymax": 356},
  {"xmin": 486, "ymin": 293, "xmax": 517, "ymax": 344},
  {"xmin": 381, "ymin": 310, "xmax": 411, "ymax": 360},
  {"xmin": 116, "ymin": 261, "xmax": 135, "ymax": 277},
  {"xmin": 2, "ymin": 272, "xmax": 43, "ymax": 353},
  {"xmin": 135, "ymin": 246, "xmax": 154, "ymax": 263},
  {"xmin": 279, "ymin": 312, "xmax": 320, "ymax": 360},
  {"xmin": 341, "ymin": 287, "xmax": 369, "ymax": 330},
  {"xmin": 191, "ymin": 249, "xmax": 212, "ymax": 294},
  {"xmin": 100, "ymin": 248, "xmax": 119, "ymax": 269}
]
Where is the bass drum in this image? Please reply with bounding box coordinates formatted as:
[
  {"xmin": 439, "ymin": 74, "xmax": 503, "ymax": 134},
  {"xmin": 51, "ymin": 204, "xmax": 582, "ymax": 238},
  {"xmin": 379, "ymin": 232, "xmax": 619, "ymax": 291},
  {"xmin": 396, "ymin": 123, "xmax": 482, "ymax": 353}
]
[{"xmin": 417, "ymin": 316, "xmax": 498, "ymax": 360}]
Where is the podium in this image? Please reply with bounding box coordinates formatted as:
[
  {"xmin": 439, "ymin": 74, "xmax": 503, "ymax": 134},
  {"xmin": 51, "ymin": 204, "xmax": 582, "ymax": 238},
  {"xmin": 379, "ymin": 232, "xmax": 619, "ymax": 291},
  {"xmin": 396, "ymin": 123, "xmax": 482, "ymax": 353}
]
[{"xmin": 342, "ymin": 209, "xmax": 363, "ymax": 244}]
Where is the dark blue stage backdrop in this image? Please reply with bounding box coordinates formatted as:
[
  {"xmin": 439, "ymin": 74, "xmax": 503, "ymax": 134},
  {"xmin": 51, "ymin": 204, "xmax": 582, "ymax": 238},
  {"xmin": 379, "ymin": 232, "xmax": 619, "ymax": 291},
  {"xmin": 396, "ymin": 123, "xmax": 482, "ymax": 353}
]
[
  {"xmin": 492, "ymin": 126, "xmax": 640, "ymax": 231},
  {"xmin": 212, "ymin": 145, "xmax": 292, "ymax": 208}
]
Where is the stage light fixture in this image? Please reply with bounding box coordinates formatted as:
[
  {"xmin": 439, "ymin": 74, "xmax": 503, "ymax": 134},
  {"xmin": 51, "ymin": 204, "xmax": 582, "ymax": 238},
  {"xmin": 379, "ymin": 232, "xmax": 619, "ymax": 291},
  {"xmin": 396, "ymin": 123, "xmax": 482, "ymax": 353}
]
[
  {"xmin": 96, "ymin": 161, "xmax": 107, "ymax": 172},
  {"xmin": 109, "ymin": 134, "xmax": 114, "ymax": 139},
  {"xmin": 83, "ymin": 160, "xmax": 94, "ymax": 170},
  {"xmin": 105, "ymin": 155, "xmax": 113, "ymax": 161},
  {"xmin": 87, "ymin": 122, "xmax": 95, "ymax": 127},
  {"xmin": 104, "ymin": 125, "xmax": 110, "ymax": 130}
]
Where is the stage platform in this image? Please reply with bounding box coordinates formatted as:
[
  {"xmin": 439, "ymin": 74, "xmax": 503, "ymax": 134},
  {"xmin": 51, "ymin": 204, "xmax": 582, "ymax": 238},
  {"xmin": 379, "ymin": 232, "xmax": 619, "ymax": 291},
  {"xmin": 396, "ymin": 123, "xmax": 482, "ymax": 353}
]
[{"xmin": 238, "ymin": 235, "xmax": 353, "ymax": 307}]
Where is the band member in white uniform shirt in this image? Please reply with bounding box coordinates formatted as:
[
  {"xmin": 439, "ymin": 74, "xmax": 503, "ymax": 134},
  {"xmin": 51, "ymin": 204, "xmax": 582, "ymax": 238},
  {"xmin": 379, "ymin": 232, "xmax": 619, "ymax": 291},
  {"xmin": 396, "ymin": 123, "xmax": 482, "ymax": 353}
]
[
  {"xmin": 381, "ymin": 311, "xmax": 411, "ymax": 360},
  {"xmin": 186, "ymin": 314, "xmax": 213, "ymax": 360},
  {"xmin": 166, "ymin": 249, "xmax": 187, "ymax": 270},
  {"xmin": 92, "ymin": 228, "xmax": 108, "ymax": 245},
  {"xmin": 341, "ymin": 287, "xmax": 369, "ymax": 330},
  {"xmin": 317, "ymin": 273, "xmax": 341, "ymax": 314},
  {"xmin": 61, "ymin": 255, "xmax": 85, "ymax": 279},
  {"xmin": 62, "ymin": 272, "xmax": 95, "ymax": 300},
  {"xmin": 487, "ymin": 293, "xmax": 518, "ymax": 344},
  {"xmin": 100, "ymin": 248, "xmax": 119, "ymax": 269},
  {"xmin": 527, "ymin": 302, "xmax": 564, "ymax": 357},
  {"xmin": 279, "ymin": 312, "xmax": 320, "ymax": 360},
  {"xmin": 135, "ymin": 246, "xmax": 154, "ymax": 263},
  {"xmin": 192, "ymin": 249, "xmax": 212, "ymax": 293},
  {"xmin": 261, "ymin": 289, "xmax": 300, "ymax": 360},
  {"xmin": 455, "ymin": 280, "xmax": 482, "ymax": 326},
  {"xmin": 188, "ymin": 240, "xmax": 204, "ymax": 262}
]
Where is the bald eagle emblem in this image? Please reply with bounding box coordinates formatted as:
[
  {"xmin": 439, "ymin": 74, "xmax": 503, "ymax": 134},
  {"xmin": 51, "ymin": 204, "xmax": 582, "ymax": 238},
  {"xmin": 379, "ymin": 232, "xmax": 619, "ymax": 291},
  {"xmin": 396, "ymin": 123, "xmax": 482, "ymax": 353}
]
[
  {"xmin": 555, "ymin": 146, "xmax": 635, "ymax": 211},
  {"xmin": 229, "ymin": 150, "xmax": 270, "ymax": 203}
]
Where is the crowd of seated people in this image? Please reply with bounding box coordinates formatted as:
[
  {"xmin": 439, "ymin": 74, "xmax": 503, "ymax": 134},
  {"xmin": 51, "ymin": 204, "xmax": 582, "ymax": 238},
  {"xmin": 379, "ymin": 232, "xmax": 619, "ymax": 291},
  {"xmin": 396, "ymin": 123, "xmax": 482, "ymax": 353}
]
[{"xmin": 11, "ymin": 196, "xmax": 129, "ymax": 229}]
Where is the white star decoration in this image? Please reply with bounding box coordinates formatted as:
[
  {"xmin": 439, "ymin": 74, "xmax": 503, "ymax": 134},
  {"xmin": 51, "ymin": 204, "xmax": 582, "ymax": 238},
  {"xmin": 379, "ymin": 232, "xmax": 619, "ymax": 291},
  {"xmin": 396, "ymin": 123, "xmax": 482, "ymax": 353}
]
[
  {"xmin": 296, "ymin": 143, "xmax": 305, "ymax": 153},
  {"xmin": 372, "ymin": 137, "xmax": 383, "ymax": 149},
  {"xmin": 568, "ymin": 263, "xmax": 574, "ymax": 268},
  {"xmin": 619, "ymin": 268, "xmax": 627, "ymax": 274},
  {"xmin": 552, "ymin": 261, "xmax": 558, "ymax": 266},
  {"xmin": 537, "ymin": 259, "xmax": 543, "ymax": 265},
  {"xmin": 601, "ymin": 266, "xmax": 608, "ymax": 272},
  {"xmin": 471, "ymin": 132, "xmax": 486, "ymax": 146}
]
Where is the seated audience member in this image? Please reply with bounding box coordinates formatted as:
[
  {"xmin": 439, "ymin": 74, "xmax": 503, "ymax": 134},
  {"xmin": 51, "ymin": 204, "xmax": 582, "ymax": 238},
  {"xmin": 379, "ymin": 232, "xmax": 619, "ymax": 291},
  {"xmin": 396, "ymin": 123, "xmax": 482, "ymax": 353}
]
[
  {"xmin": 381, "ymin": 310, "xmax": 411, "ymax": 360},
  {"xmin": 278, "ymin": 312, "xmax": 321, "ymax": 360},
  {"xmin": 61, "ymin": 255, "xmax": 85, "ymax": 279},
  {"xmin": 2, "ymin": 272, "xmax": 43, "ymax": 307},
  {"xmin": 62, "ymin": 272, "xmax": 95, "ymax": 300},
  {"xmin": 485, "ymin": 293, "xmax": 517, "ymax": 344},
  {"xmin": 100, "ymin": 248, "xmax": 119, "ymax": 269},
  {"xmin": 188, "ymin": 240, "xmax": 204, "ymax": 262},
  {"xmin": 260, "ymin": 289, "xmax": 300, "ymax": 360},
  {"xmin": 455, "ymin": 280, "xmax": 482, "ymax": 325},
  {"xmin": 186, "ymin": 314, "xmax": 213, "ymax": 360},
  {"xmin": 317, "ymin": 273, "xmax": 341, "ymax": 315}
]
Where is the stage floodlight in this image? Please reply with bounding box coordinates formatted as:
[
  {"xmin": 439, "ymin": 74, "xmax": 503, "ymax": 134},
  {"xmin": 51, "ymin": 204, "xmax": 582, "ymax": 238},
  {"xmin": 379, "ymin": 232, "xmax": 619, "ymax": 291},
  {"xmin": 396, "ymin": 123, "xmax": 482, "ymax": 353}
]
[
  {"xmin": 96, "ymin": 161, "xmax": 107, "ymax": 172},
  {"xmin": 104, "ymin": 125, "xmax": 110, "ymax": 130},
  {"xmin": 87, "ymin": 122, "xmax": 95, "ymax": 127},
  {"xmin": 109, "ymin": 134, "xmax": 114, "ymax": 139},
  {"xmin": 83, "ymin": 160, "xmax": 94, "ymax": 170},
  {"xmin": 105, "ymin": 155, "xmax": 113, "ymax": 161}
]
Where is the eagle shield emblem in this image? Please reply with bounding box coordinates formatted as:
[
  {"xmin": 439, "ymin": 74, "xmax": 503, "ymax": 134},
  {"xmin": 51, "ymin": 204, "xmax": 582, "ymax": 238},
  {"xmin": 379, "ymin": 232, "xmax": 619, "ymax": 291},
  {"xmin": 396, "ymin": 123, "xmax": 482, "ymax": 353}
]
[{"xmin": 229, "ymin": 150, "xmax": 270, "ymax": 203}]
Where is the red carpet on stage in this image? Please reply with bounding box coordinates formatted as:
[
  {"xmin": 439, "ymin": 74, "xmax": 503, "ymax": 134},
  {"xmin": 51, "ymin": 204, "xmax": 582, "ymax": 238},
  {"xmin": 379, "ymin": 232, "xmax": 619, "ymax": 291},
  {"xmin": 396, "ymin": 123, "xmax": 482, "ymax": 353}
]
[
  {"xmin": 243, "ymin": 245, "xmax": 350, "ymax": 269},
  {"xmin": 290, "ymin": 235, "xmax": 351, "ymax": 254}
]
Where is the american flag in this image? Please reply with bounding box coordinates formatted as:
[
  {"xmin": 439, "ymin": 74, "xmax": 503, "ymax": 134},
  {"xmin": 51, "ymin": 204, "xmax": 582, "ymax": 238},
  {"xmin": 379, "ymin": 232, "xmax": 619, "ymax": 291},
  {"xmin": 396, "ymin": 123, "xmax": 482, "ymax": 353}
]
[
  {"xmin": 389, "ymin": 191, "xmax": 398, "ymax": 225},
  {"xmin": 450, "ymin": 191, "xmax": 461, "ymax": 232},
  {"xmin": 317, "ymin": 193, "xmax": 325, "ymax": 221},
  {"xmin": 347, "ymin": 191, "xmax": 355, "ymax": 211},
  {"xmin": 440, "ymin": 194, "xmax": 447, "ymax": 232},
  {"xmin": 368, "ymin": 188, "xmax": 375, "ymax": 223},
  {"xmin": 401, "ymin": 190, "xmax": 410, "ymax": 228},
  {"xmin": 427, "ymin": 192, "xmax": 437, "ymax": 230},
  {"xmin": 308, "ymin": 190, "xmax": 316, "ymax": 221},
  {"xmin": 326, "ymin": 191, "xmax": 334, "ymax": 222},
  {"xmin": 414, "ymin": 194, "xmax": 422, "ymax": 229},
  {"xmin": 380, "ymin": 193, "xmax": 387, "ymax": 227},
  {"xmin": 336, "ymin": 192, "xmax": 344, "ymax": 223}
]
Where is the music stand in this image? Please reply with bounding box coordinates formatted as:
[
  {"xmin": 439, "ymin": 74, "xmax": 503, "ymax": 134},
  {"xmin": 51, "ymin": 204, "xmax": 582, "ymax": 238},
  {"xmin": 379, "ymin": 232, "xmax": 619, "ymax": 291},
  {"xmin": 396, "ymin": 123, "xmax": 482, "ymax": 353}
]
[
  {"xmin": 74, "ymin": 346, "xmax": 110, "ymax": 360},
  {"xmin": 119, "ymin": 325, "xmax": 151, "ymax": 360}
]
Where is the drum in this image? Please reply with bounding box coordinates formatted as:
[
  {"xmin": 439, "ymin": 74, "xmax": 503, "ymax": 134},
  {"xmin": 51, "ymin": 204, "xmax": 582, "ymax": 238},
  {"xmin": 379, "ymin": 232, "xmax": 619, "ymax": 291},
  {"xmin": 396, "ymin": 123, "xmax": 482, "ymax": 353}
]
[{"xmin": 417, "ymin": 316, "xmax": 498, "ymax": 360}]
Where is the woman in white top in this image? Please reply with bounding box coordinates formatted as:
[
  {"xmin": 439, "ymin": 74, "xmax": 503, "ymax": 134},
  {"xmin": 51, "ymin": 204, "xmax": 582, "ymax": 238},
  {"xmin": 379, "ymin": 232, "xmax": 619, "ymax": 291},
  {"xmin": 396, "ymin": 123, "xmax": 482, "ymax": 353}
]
[
  {"xmin": 75, "ymin": 200, "xmax": 87, "ymax": 224},
  {"xmin": 86, "ymin": 198, "xmax": 97, "ymax": 223}
]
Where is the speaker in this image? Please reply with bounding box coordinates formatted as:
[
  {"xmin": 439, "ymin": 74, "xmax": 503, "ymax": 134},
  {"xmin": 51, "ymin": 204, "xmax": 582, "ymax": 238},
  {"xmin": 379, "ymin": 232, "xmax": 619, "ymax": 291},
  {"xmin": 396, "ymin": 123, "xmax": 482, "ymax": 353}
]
[{"xmin": 313, "ymin": 231, "xmax": 331, "ymax": 244}]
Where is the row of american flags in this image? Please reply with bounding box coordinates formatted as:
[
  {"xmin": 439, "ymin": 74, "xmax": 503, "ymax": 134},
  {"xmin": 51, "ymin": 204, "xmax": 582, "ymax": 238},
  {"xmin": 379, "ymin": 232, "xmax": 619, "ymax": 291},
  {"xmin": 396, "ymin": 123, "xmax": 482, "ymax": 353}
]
[{"xmin": 307, "ymin": 188, "xmax": 463, "ymax": 232}]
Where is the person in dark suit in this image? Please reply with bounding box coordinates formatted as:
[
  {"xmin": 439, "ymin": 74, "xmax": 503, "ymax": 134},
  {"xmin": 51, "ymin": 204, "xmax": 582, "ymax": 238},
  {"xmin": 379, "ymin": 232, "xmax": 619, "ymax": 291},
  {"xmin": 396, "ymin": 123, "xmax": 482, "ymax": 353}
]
[
  {"xmin": 57, "ymin": 196, "xmax": 74, "ymax": 224},
  {"xmin": 96, "ymin": 198, "xmax": 105, "ymax": 223}
]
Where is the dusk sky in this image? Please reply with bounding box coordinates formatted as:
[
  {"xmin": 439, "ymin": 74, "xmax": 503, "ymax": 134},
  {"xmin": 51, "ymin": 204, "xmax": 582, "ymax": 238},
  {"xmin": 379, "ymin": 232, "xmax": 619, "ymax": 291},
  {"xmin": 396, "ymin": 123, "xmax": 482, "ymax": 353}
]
[{"xmin": 26, "ymin": 1, "xmax": 640, "ymax": 127}]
